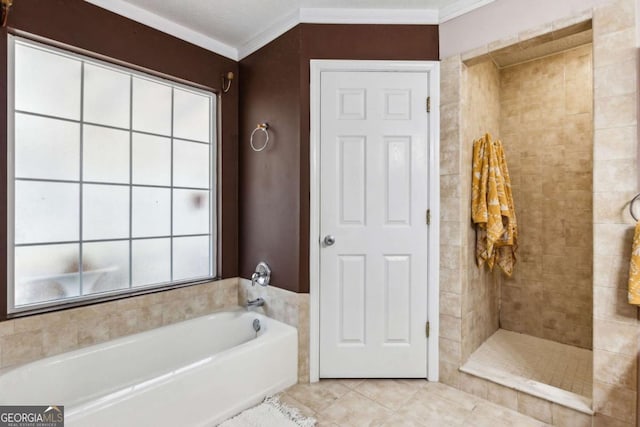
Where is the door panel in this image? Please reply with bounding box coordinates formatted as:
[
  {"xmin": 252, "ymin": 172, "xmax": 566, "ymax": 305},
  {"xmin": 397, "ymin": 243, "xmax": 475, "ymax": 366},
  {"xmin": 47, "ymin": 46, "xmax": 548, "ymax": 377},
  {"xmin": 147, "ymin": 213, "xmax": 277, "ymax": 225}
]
[{"xmin": 319, "ymin": 71, "xmax": 430, "ymax": 378}]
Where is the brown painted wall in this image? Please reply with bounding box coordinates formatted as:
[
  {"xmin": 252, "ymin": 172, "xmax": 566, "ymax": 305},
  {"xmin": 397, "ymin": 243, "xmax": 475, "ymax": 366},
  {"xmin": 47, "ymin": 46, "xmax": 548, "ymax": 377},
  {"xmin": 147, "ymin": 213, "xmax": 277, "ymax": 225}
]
[
  {"xmin": 239, "ymin": 27, "xmax": 302, "ymax": 293},
  {"xmin": 0, "ymin": 0, "xmax": 239, "ymax": 317},
  {"xmin": 240, "ymin": 24, "xmax": 439, "ymax": 293}
]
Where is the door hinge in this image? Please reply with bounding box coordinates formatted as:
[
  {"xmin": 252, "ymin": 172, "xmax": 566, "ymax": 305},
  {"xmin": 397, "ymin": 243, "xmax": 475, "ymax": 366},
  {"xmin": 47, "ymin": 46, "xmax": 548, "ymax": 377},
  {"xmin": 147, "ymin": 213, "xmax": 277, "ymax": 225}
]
[
  {"xmin": 426, "ymin": 209, "xmax": 431, "ymax": 225},
  {"xmin": 426, "ymin": 321, "xmax": 430, "ymax": 338},
  {"xmin": 426, "ymin": 96, "xmax": 431, "ymax": 113}
]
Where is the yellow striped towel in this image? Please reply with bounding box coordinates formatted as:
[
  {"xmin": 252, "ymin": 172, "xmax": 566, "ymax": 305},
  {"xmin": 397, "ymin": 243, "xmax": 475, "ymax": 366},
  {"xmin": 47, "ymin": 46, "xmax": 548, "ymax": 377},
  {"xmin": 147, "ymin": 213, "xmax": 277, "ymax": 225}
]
[
  {"xmin": 628, "ymin": 221, "xmax": 640, "ymax": 305},
  {"xmin": 471, "ymin": 133, "xmax": 518, "ymax": 277}
]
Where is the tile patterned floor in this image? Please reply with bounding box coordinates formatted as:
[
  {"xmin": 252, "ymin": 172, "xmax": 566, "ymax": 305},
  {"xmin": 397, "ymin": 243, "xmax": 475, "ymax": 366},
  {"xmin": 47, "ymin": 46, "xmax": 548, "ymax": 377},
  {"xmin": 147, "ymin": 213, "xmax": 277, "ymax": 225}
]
[
  {"xmin": 279, "ymin": 379, "xmax": 550, "ymax": 426},
  {"xmin": 465, "ymin": 329, "xmax": 592, "ymax": 397}
]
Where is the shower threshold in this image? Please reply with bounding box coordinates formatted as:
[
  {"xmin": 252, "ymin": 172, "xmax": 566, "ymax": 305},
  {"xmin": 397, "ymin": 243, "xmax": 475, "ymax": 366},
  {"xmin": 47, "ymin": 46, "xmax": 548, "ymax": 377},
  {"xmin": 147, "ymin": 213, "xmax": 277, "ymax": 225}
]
[{"xmin": 460, "ymin": 329, "xmax": 593, "ymax": 415}]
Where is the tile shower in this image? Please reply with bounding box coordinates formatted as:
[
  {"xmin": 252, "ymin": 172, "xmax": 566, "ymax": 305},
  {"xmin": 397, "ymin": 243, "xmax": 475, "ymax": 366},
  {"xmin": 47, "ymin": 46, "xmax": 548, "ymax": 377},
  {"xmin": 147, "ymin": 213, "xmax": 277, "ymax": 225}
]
[
  {"xmin": 438, "ymin": 11, "xmax": 613, "ymax": 424},
  {"xmin": 440, "ymin": 1, "xmax": 640, "ymax": 423},
  {"xmin": 462, "ymin": 30, "xmax": 594, "ymax": 403}
]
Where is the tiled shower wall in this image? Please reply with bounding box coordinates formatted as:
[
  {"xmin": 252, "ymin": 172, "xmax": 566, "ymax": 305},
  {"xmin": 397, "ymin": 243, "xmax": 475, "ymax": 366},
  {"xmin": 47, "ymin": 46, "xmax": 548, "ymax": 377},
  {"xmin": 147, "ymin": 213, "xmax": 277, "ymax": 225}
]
[
  {"xmin": 500, "ymin": 44, "xmax": 594, "ymax": 349},
  {"xmin": 460, "ymin": 60, "xmax": 502, "ymax": 362},
  {"xmin": 439, "ymin": 54, "xmax": 502, "ymax": 384},
  {"xmin": 439, "ymin": 1, "xmax": 639, "ymax": 424}
]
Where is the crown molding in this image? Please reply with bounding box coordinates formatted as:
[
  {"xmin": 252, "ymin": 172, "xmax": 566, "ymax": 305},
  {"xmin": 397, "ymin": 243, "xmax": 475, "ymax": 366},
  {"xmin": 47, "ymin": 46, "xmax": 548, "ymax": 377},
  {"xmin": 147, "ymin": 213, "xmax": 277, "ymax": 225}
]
[
  {"xmin": 299, "ymin": 7, "xmax": 439, "ymax": 24},
  {"xmin": 236, "ymin": 8, "xmax": 300, "ymax": 60},
  {"xmin": 85, "ymin": 0, "xmax": 239, "ymax": 60},
  {"xmin": 439, "ymin": 0, "xmax": 496, "ymax": 23},
  {"xmin": 87, "ymin": 0, "xmax": 497, "ymax": 62}
]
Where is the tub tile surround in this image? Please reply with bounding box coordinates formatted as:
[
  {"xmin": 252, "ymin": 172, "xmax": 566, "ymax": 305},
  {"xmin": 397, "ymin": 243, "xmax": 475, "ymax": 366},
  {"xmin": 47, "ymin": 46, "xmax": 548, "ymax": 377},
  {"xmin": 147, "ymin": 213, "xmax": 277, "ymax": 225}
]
[
  {"xmin": 238, "ymin": 279, "xmax": 310, "ymax": 383},
  {"xmin": 439, "ymin": 1, "xmax": 639, "ymax": 425},
  {"xmin": 0, "ymin": 278, "xmax": 238, "ymax": 370}
]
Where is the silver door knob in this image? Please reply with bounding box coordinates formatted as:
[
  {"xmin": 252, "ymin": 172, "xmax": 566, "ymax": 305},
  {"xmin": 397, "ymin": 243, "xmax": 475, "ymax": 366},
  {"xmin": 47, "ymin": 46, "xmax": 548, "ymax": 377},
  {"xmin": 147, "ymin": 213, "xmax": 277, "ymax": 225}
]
[{"xmin": 323, "ymin": 235, "xmax": 336, "ymax": 246}]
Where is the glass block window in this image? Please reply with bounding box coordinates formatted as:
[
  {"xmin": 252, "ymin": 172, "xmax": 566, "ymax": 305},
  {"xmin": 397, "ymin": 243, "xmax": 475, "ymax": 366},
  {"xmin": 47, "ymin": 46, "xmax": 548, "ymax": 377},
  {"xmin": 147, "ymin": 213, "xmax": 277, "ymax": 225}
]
[{"xmin": 8, "ymin": 36, "xmax": 216, "ymax": 312}]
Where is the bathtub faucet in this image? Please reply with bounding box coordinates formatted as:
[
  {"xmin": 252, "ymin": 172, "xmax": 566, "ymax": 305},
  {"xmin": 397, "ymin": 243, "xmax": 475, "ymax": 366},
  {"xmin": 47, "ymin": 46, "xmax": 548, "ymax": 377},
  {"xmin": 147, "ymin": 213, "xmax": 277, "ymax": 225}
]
[{"xmin": 246, "ymin": 297, "xmax": 265, "ymax": 308}]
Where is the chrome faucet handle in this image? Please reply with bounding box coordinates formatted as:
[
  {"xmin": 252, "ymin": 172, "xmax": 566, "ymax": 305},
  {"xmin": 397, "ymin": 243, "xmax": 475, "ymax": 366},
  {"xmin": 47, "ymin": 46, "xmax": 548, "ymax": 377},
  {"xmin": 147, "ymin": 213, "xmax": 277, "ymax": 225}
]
[{"xmin": 251, "ymin": 262, "xmax": 271, "ymax": 287}]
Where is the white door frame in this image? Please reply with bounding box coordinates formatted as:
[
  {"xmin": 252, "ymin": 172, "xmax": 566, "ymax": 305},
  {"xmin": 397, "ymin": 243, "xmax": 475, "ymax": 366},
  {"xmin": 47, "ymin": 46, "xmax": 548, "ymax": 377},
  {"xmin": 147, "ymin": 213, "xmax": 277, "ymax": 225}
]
[{"xmin": 309, "ymin": 60, "xmax": 440, "ymax": 382}]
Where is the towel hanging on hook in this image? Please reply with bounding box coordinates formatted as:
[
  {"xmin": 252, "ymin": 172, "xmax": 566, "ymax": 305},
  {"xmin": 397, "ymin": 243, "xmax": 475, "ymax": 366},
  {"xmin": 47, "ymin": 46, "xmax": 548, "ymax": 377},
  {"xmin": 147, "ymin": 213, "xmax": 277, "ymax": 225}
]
[{"xmin": 250, "ymin": 123, "xmax": 269, "ymax": 152}]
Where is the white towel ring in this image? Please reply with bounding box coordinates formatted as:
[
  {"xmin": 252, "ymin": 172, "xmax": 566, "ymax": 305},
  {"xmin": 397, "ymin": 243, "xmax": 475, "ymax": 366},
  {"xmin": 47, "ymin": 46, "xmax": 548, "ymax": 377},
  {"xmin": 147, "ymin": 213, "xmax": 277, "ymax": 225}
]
[
  {"xmin": 250, "ymin": 123, "xmax": 269, "ymax": 152},
  {"xmin": 630, "ymin": 193, "xmax": 640, "ymax": 221}
]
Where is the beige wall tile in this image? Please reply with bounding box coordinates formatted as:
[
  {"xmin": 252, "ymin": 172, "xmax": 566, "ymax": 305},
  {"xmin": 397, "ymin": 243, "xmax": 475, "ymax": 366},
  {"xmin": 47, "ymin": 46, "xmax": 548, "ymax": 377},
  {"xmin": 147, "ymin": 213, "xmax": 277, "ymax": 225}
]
[
  {"xmin": 594, "ymin": 94, "xmax": 637, "ymax": 129},
  {"xmin": 440, "ymin": 266, "xmax": 463, "ymax": 294},
  {"xmin": 594, "ymin": 126, "xmax": 637, "ymax": 161},
  {"xmin": 42, "ymin": 319, "xmax": 78, "ymax": 358},
  {"xmin": 439, "ymin": 360, "xmax": 463, "ymax": 388},
  {"xmin": 0, "ymin": 279, "xmax": 239, "ymax": 369},
  {"xmin": 238, "ymin": 279, "xmax": 309, "ymax": 383},
  {"xmin": 440, "ymin": 337, "xmax": 462, "ymax": 365},
  {"xmin": 593, "ymin": 0, "xmax": 636, "ymax": 36},
  {"xmin": 440, "ymin": 245, "xmax": 463, "ymax": 271},
  {"xmin": 441, "ymin": 103, "xmax": 460, "ymax": 133},
  {"xmin": 13, "ymin": 315, "xmax": 44, "ymax": 333},
  {"xmin": 441, "ymin": 220, "xmax": 462, "ymax": 246},
  {"xmin": 593, "ymin": 318, "xmax": 638, "ymax": 356},
  {"xmin": 594, "ymin": 253, "xmax": 630, "ymax": 290},
  {"xmin": 458, "ymin": 373, "xmax": 489, "ymax": 399},
  {"xmin": 497, "ymin": 45, "xmax": 593, "ymax": 348},
  {"xmin": 593, "ymin": 286, "xmax": 638, "ymax": 324},
  {"xmin": 593, "ymin": 28, "xmax": 636, "ymax": 68},
  {"xmin": 440, "ymin": 314, "xmax": 462, "ymax": 342},
  {"xmin": 517, "ymin": 392, "xmax": 553, "ymax": 424},
  {"xmin": 593, "ymin": 413, "xmax": 634, "ymax": 427},
  {"xmin": 441, "ymin": 174, "xmax": 462, "ymax": 199},
  {"xmin": 593, "ymin": 224, "xmax": 634, "ymax": 258},
  {"xmin": 487, "ymin": 35, "xmax": 520, "ymax": 53},
  {"xmin": 459, "ymin": 58, "xmax": 502, "ymax": 361},
  {"xmin": 1, "ymin": 331, "xmax": 44, "ymax": 366},
  {"xmin": 77, "ymin": 308, "xmax": 111, "ymax": 347},
  {"xmin": 486, "ymin": 382, "xmax": 518, "ymax": 411},
  {"xmin": 594, "ymin": 191, "xmax": 636, "ymax": 224},
  {"xmin": 0, "ymin": 321, "xmax": 14, "ymax": 338},
  {"xmin": 552, "ymin": 11, "xmax": 593, "ymax": 34},
  {"xmin": 593, "ymin": 349, "xmax": 637, "ymax": 390},
  {"xmin": 440, "ymin": 197, "xmax": 461, "ymax": 222},
  {"xmin": 461, "ymin": 45, "xmax": 489, "ymax": 63},
  {"xmin": 440, "ymin": 292, "xmax": 462, "ymax": 318},
  {"xmin": 594, "ymin": 158, "xmax": 638, "ymax": 193},
  {"xmin": 552, "ymin": 404, "xmax": 594, "ymax": 427},
  {"xmin": 441, "ymin": 3, "xmax": 636, "ymax": 424},
  {"xmin": 593, "ymin": 380, "xmax": 637, "ymax": 424},
  {"xmin": 440, "ymin": 148, "xmax": 461, "ymax": 176},
  {"xmin": 566, "ymin": 77, "xmax": 593, "ymax": 115},
  {"xmin": 594, "ymin": 60, "xmax": 637, "ymax": 99}
]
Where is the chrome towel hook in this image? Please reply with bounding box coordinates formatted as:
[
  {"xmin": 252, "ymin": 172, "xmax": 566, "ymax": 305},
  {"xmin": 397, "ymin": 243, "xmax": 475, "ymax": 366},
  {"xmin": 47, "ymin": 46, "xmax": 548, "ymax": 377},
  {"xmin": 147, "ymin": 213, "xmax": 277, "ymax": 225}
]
[
  {"xmin": 630, "ymin": 193, "xmax": 640, "ymax": 221},
  {"xmin": 250, "ymin": 123, "xmax": 269, "ymax": 152}
]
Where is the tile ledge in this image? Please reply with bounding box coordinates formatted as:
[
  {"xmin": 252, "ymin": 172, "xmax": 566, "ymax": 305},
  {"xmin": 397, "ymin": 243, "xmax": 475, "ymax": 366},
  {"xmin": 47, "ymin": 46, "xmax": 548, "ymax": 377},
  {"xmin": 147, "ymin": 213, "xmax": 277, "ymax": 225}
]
[{"xmin": 460, "ymin": 361, "xmax": 594, "ymax": 415}]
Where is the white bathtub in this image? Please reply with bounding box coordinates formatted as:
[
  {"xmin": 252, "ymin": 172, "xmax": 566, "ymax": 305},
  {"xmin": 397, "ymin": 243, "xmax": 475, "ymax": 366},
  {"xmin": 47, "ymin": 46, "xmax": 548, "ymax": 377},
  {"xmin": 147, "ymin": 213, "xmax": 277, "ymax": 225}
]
[{"xmin": 0, "ymin": 308, "xmax": 298, "ymax": 426}]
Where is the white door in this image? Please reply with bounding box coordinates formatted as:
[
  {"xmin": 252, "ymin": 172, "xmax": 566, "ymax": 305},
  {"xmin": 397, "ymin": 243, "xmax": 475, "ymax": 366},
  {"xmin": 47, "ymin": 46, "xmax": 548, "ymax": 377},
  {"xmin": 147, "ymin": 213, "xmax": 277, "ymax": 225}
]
[{"xmin": 319, "ymin": 70, "xmax": 430, "ymax": 378}]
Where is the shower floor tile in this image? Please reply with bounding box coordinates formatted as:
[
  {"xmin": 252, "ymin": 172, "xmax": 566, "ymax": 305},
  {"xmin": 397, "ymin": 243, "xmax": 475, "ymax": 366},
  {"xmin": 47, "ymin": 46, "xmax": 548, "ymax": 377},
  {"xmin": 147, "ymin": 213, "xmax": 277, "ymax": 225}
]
[{"xmin": 464, "ymin": 329, "xmax": 593, "ymax": 398}]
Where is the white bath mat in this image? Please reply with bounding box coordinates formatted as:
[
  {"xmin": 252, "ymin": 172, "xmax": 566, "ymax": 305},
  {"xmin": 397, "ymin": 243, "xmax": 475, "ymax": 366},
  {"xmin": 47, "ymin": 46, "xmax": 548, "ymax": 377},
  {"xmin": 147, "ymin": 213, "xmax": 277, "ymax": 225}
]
[{"xmin": 218, "ymin": 396, "xmax": 316, "ymax": 427}]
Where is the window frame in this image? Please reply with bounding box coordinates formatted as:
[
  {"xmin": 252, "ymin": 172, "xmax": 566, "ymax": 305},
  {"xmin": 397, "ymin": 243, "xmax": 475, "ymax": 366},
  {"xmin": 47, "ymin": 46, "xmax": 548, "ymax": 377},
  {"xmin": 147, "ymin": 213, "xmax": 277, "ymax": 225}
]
[{"xmin": 6, "ymin": 34, "xmax": 218, "ymax": 316}]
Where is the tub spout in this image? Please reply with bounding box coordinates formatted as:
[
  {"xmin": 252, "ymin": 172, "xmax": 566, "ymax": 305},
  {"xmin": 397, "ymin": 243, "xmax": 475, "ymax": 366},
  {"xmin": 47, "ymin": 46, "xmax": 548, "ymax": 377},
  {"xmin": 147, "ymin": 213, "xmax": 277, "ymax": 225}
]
[{"xmin": 246, "ymin": 297, "xmax": 265, "ymax": 308}]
